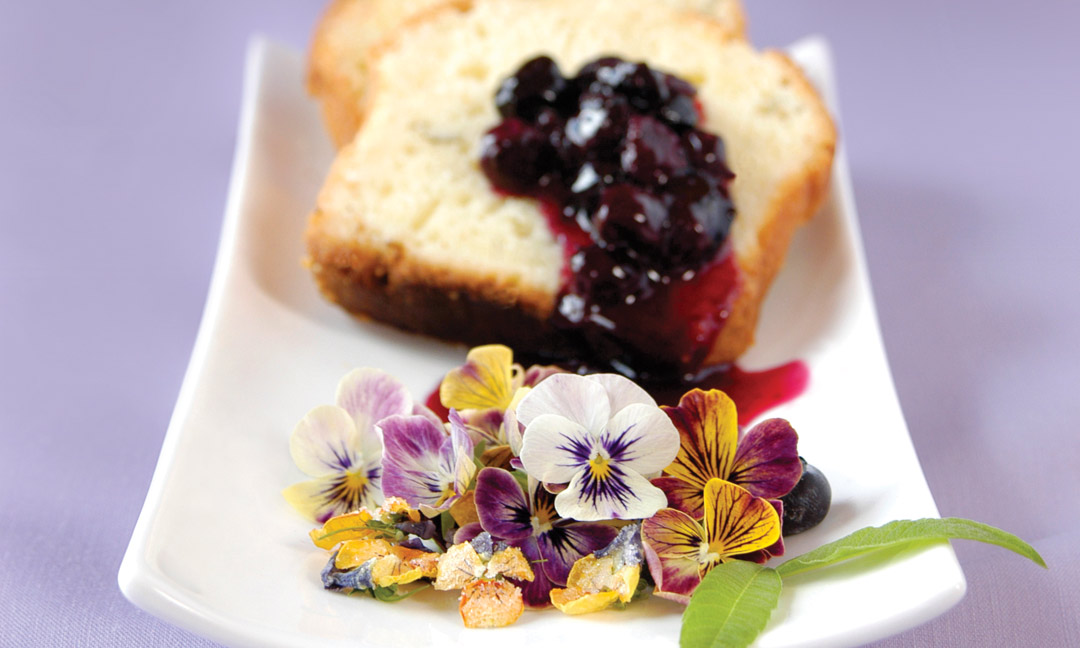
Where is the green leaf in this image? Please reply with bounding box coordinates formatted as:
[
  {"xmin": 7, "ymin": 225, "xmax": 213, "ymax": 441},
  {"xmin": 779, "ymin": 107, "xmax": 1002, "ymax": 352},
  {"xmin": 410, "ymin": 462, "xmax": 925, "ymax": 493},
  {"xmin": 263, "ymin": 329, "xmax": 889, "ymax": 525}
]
[
  {"xmin": 680, "ymin": 561, "xmax": 782, "ymax": 648},
  {"xmin": 777, "ymin": 517, "xmax": 1046, "ymax": 578}
]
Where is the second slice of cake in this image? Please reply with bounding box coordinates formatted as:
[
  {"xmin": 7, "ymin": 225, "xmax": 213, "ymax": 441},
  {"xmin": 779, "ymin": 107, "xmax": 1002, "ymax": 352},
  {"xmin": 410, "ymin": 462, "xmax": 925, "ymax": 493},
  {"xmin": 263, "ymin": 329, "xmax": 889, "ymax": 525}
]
[{"xmin": 306, "ymin": 0, "xmax": 836, "ymax": 377}]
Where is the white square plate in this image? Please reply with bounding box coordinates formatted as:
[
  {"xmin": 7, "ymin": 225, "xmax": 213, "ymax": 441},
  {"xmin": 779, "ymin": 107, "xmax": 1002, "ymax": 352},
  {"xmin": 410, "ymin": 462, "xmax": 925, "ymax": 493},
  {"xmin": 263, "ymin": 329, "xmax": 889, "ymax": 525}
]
[{"xmin": 119, "ymin": 37, "xmax": 965, "ymax": 648}]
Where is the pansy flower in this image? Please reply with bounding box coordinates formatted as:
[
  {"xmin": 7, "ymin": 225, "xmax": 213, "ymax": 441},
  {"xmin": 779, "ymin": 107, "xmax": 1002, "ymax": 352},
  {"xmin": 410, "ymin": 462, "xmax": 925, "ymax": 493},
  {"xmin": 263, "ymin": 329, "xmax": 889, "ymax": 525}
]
[
  {"xmin": 654, "ymin": 389, "xmax": 801, "ymax": 519},
  {"xmin": 283, "ymin": 369, "xmax": 418, "ymax": 523},
  {"xmin": 550, "ymin": 523, "xmax": 644, "ymax": 614},
  {"xmin": 517, "ymin": 373, "xmax": 680, "ymax": 521},
  {"xmin": 439, "ymin": 344, "xmax": 561, "ymax": 446},
  {"xmin": 641, "ymin": 478, "xmax": 781, "ymax": 604},
  {"xmin": 465, "ymin": 467, "xmax": 618, "ymax": 608},
  {"xmin": 379, "ymin": 409, "xmax": 477, "ymax": 517}
]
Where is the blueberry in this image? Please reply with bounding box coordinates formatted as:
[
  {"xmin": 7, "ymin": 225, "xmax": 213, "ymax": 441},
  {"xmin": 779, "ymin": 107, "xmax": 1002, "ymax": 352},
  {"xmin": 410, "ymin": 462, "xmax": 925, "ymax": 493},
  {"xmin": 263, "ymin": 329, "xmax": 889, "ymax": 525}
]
[
  {"xmin": 592, "ymin": 184, "xmax": 669, "ymax": 257},
  {"xmin": 620, "ymin": 64, "xmax": 665, "ymax": 112},
  {"xmin": 574, "ymin": 57, "xmax": 637, "ymax": 96},
  {"xmin": 568, "ymin": 246, "xmax": 652, "ymax": 309},
  {"xmin": 660, "ymin": 93, "xmax": 699, "ymax": 129},
  {"xmin": 495, "ymin": 56, "xmax": 568, "ymax": 120},
  {"xmin": 480, "ymin": 55, "xmax": 745, "ymax": 378},
  {"xmin": 654, "ymin": 71, "xmax": 696, "ymax": 103},
  {"xmin": 682, "ymin": 131, "xmax": 734, "ymax": 181},
  {"xmin": 619, "ymin": 115, "xmax": 689, "ymax": 185},
  {"xmin": 664, "ymin": 171, "xmax": 733, "ymax": 265},
  {"xmin": 780, "ymin": 458, "xmax": 832, "ymax": 536},
  {"xmin": 564, "ymin": 92, "xmax": 629, "ymax": 151},
  {"xmin": 478, "ymin": 118, "xmax": 557, "ymax": 194}
]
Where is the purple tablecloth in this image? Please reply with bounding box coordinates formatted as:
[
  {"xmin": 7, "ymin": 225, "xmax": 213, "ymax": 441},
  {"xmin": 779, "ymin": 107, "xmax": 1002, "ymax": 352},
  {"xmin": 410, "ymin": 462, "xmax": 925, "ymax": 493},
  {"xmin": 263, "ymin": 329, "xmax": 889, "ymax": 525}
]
[{"xmin": 2, "ymin": 1, "xmax": 1077, "ymax": 645}]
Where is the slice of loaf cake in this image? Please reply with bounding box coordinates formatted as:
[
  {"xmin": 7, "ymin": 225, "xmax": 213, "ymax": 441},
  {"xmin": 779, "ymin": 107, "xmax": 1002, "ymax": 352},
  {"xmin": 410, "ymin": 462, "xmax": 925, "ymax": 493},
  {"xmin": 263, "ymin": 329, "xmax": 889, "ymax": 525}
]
[
  {"xmin": 307, "ymin": 0, "xmax": 748, "ymax": 148},
  {"xmin": 306, "ymin": 0, "xmax": 836, "ymax": 376}
]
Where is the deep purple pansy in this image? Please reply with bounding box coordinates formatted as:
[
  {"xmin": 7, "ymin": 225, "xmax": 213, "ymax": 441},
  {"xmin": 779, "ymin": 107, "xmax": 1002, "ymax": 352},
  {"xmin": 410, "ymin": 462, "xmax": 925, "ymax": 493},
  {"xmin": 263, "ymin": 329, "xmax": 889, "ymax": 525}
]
[{"xmin": 470, "ymin": 466, "xmax": 618, "ymax": 607}]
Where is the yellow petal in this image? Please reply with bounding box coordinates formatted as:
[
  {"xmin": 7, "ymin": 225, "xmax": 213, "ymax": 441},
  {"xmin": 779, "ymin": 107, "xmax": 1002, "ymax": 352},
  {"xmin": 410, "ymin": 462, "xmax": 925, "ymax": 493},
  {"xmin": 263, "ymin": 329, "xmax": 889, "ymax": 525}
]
[
  {"xmin": 663, "ymin": 389, "xmax": 739, "ymax": 489},
  {"xmin": 282, "ymin": 480, "xmax": 327, "ymax": 522},
  {"xmin": 550, "ymin": 587, "xmax": 621, "ymax": 615},
  {"xmin": 449, "ymin": 490, "xmax": 480, "ymax": 528},
  {"xmin": 479, "ymin": 444, "xmax": 516, "ymax": 470},
  {"xmin": 397, "ymin": 547, "xmax": 440, "ymax": 579},
  {"xmin": 459, "ymin": 579, "xmax": 525, "ymax": 628},
  {"xmin": 334, "ymin": 538, "xmax": 393, "ymax": 569},
  {"xmin": 565, "ymin": 554, "xmax": 640, "ymax": 603},
  {"xmin": 434, "ymin": 542, "xmax": 486, "ymax": 591},
  {"xmin": 612, "ymin": 564, "xmax": 641, "ymax": 602},
  {"xmin": 370, "ymin": 554, "xmax": 424, "ymax": 587},
  {"xmin": 486, "ymin": 547, "xmax": 534, "ymax": 582},
  {"xmin": 308, "ymin": 509, "xmax": 375, "ymax": 550},
  {"xmin": 702, "ymin": 479, "xmax": 781, "ymax": 563},
  {"xmin": 440, "ymin": 345, "xmax": 518, "ymax": 411},
  {"xmin": 377, "ymin": 497, "xmax": 418, "ymax": 520}
]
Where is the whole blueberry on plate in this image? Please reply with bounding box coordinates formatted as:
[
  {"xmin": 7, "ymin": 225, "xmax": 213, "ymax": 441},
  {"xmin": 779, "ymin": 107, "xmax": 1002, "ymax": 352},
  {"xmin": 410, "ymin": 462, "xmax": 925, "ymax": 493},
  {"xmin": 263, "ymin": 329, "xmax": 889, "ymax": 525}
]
[{"xmin": 780, "ymin": 457, "xmax": 832, "ymax": 536}]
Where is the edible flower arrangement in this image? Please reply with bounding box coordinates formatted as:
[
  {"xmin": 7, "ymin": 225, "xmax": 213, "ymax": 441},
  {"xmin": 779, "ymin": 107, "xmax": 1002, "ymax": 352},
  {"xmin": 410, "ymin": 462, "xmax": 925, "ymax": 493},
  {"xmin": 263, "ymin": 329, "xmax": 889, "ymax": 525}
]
[{"xmin": 284, "ymin": 345, "xmax": 1046, "ymax": 645}]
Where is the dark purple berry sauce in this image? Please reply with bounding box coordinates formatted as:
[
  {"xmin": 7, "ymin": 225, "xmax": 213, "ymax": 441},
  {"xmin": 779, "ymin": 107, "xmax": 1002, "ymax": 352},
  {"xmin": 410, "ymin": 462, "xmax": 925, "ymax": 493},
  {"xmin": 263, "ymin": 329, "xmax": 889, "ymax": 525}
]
[{"xmin": 480, "ymin": 56, "xmax": 739, "ymax": 379}]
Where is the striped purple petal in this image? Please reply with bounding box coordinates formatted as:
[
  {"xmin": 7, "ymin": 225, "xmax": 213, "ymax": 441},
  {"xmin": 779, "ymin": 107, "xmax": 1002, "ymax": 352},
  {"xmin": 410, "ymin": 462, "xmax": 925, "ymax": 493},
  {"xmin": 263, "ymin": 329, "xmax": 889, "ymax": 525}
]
[
  {"xmin": 537, "ymin": 522, "xmax": 618, "ymax": 586},
  {"xmin": 651, "ymin": 475, "xmax": 705, "ymax": 519},
  {"xmin": 335, "ymin": 368, "xmax": 413, "ymax": 438},
  {"xmin": 511, "ymin": 535, "xmax": 559, "ymax": 608},
  {"xmin": 555, "ymin": 464, "xmax": 668, "ymax": 521},
  {"xmin": 602, "ymin": 402, "xmax": 680, "ymax": 476},
  {"xmin": 641, "ymin": 508, "xmax": 707, "ymax": 604},
  {"xmin": 380, "ymin": 414, "xmax": 457, "ymax": 511},
  {"xmin": 519, "ymin": 413, "xmax": 593, "ymax": 485},
  {"xmin": 474, "ymin": 468, "xmax": 533, "ymax": 542},
  {"xmin": 730, "ymin": 418, "xmax": 802, "ymax": 499},
  {"xmin": 453, "ymin": 522, "xmax": 485, "ymax": 544}
]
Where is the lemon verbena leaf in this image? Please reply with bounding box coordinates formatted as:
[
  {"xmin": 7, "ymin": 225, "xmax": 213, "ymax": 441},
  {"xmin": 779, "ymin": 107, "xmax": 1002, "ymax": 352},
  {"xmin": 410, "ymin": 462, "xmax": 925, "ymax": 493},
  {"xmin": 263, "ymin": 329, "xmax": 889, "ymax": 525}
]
[
  {"xmin": 680, "ymin": 560, "xmax": 781, "ymax": 648},
  {"xmin": 776, "ymin": 517, "xmax": 1047, "ymax": 578}
]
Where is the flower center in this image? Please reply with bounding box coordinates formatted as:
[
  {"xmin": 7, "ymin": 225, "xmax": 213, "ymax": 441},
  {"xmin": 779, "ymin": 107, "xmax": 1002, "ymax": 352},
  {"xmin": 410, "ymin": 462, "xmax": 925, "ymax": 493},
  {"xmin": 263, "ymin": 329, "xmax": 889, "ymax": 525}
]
[
  {"xmin": 589, "ymin": 452, "xmax": 613, "ymax": 481},
  {"xmin": 346, "ymin": 471, "xmax": 368, "ymax": 489},
  {"xmin": 701, "ymin": 541, "xmax": 726, "ymax": 567},
  {"xmin": 531, "ymin": 515, "xmax": 554, "ymax": 536},
  {"xmin": 434, "ymin": 483, "xmax": 456, "ymax": 507},
  {"xmin": 325, "ymin": 470, "xmax": 371, "ymax": 511}
]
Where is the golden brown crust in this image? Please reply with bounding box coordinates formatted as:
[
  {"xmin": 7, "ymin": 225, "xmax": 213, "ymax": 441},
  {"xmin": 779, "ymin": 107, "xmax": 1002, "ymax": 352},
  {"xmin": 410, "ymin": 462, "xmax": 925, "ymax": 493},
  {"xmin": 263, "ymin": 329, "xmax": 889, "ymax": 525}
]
[
  {"xmin": 706, "ymin": 52, "xmax": 837, "ymax": 364},
  {"xmin": 306, "ymin": 0, "xmax": 365, "ymax": 147},
  {"xmin": 307, "ymin": 210, "xmax": 571, "ymax": 355}
]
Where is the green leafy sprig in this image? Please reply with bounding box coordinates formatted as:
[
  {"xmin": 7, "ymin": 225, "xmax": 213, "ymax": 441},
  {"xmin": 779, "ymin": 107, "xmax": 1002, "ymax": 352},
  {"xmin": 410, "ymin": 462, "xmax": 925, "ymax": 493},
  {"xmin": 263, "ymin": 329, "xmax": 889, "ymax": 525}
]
[{"xmin": 680, "ymin": 518, "xmax": 1046, "ymax": 648}]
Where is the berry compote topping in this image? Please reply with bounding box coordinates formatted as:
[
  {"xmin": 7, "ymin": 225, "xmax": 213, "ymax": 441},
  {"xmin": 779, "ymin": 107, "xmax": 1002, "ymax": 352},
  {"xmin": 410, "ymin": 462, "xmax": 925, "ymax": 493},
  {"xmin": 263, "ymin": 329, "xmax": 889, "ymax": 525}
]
[{"xmin": 480, "ymin": 56, "xmax": 738, "ymax": 379}]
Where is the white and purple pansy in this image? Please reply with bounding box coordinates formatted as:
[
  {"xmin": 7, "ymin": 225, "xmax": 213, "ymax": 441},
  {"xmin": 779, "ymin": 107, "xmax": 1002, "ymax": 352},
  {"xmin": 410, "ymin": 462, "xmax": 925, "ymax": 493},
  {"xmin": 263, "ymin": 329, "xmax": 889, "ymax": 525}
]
[
  {"xmin": 379, "ymin": 409, "xmax": 477, "ymax": 517},
  {"xmin": 283, "ymin": 368, "xmax": 417, "ymax": 523},
  {"xmin": 517, "ymin": 373, "xmax": 680, "ymax": 521},
  {"xmin": 462, "ymin": 467, "xmax": 618, "ymax": 608}
]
